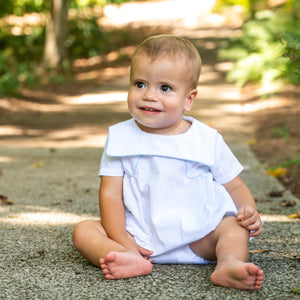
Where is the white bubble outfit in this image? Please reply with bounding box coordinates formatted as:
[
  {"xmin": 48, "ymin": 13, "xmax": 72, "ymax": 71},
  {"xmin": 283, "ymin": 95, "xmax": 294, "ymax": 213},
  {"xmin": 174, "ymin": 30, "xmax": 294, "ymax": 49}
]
[{"xmin": 99, "ymin": 117, "xmax": 244, "ymax": 264}]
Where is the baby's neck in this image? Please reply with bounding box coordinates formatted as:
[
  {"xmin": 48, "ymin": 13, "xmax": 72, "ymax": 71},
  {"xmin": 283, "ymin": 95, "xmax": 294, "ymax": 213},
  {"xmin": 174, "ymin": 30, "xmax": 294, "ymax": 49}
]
[{"xmin": 135, "ymin": 119, "xmax": 192, "ymax": 135}]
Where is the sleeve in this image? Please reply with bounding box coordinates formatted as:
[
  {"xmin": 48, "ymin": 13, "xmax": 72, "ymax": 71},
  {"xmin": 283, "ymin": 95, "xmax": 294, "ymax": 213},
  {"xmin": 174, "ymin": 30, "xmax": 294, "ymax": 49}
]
[
  {"xmin": 210, "ymin": 133, "xmax": 244, "ymax": 184},
  {"xmin": 98, "ymin": 135, "xmax": 124, "ymax": 177}
]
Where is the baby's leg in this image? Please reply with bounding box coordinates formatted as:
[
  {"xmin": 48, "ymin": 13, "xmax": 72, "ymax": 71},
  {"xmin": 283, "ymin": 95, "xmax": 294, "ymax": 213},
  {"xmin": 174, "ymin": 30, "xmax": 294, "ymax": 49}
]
[
  {"xmin": 72, "ymin": 220, "xmax": 153, "ymax": 279},
  {"xmin": 190, "ymin": 216, "xmax": 263, "ymax": 290}
]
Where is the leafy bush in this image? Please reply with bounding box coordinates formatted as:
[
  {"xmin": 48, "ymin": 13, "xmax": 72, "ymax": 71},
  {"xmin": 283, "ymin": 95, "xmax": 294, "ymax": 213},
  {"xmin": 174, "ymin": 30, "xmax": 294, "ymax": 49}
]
[
  {"xmin": 0, "ymin": 0, "xmax": 49, "ymax": 17},
  {"xmin": 0, "ymin": 25, "xmax": 44, "ymax": 96},
  {"xmin": 70, "ymin": 0, "xmax": 132, "ymax": 8},
  {"xmin": 218, "ymin": 9, "xmax": 300, "ymax": 88},
  {"xmin": 0, "ymin": 53, "xmax": 39, "ymax": 96},
  {"xmin": 0, "ymin": 0, "xmax": 137, "ymax": 96},
  {"xmin": 213, "ymin": 0, "xmax": 271, "ymax": 20},
  {"xmin": 280, "ymin": 30, "xmax": 300, "ymax": 77},
  {"xmin": 0, "ymin": 26, "xmax": 44, "ymax": 63},
  {"xmin": 67, "ymin": 17, "xmax": 111, "ymax": 59},
  {"xmin": 281, "ymin": 31, "xmax": 300, "ymax": 62},
  {"xmin": 0, "ymin": 55, "xmax": 19, "ymax": 95}
]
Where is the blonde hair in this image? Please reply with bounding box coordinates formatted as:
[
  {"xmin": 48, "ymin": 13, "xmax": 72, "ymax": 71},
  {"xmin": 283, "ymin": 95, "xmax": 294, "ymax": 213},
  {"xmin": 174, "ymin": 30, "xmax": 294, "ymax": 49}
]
[{"xmin": 131, "ymin": 34, "xmax": 202, "ymax": 89}]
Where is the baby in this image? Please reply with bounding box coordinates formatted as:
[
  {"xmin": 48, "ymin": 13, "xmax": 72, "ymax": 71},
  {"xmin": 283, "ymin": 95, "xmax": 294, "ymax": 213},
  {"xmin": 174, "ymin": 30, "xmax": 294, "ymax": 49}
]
[{"xmin": 72, "ymin": 34, "xmax": 264, "ymax": 290}]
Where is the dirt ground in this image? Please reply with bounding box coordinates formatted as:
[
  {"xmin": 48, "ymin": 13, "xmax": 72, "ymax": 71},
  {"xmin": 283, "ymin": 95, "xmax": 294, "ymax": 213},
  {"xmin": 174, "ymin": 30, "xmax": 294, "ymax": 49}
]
[{"xmin": 249, "ymin": 87, "xmax": 300, "ymax": 198}]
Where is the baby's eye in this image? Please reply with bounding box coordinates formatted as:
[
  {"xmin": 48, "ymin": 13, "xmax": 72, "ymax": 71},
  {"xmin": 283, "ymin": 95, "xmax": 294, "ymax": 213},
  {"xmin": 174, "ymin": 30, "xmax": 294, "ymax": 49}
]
[
  {"xmin": 161, "ymin": 85, "xmax": 171, "ymax": 92},
  {"xmin": 135, "ymin": 81, "xmax": 145, "ymax": 88}
]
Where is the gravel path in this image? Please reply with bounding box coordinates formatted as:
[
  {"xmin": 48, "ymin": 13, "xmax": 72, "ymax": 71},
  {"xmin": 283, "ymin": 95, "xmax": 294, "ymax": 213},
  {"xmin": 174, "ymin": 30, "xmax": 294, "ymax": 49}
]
[{"xmin": 0, "ymin": 146, "xmax": 299, "ymax": 299}]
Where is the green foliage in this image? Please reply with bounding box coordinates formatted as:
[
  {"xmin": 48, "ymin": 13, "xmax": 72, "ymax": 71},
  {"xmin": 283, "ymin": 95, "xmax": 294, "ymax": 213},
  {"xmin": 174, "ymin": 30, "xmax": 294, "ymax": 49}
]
[
  {"xmin": 214, "ymin": 0, "xmax": 251, "ymax": 11},
  {"xmin": 0, "ymin": 24, "xmax": 44, "ymax": 96},
  {"xmin": 0, "ymin": 53, "xmax": 39, "ymax": 96},
  {"xmin": 292, "ymin": 286, "xmax": 300, "ymax": 294},
  {"xmin": 219, "ymin": 9, "xmax": 300, "ymax": 87},
  {"xmin": 270, "ymin": 125, "xmax": 290, "ymax": 141},
  {"xmin": 213, "ymin": 0, "xmax": 270, "ymax": 19},
  {"xmin": 279, "ymin": 31, "xmax": 300, "ymax": 84},
  {"xmin": 69, "ymin": 0, "xmax": 133, "ymax": 9},
  {"xmin": 103, "ymin": 0, "xmax": 132, "ymax": 4},
  {"xmin": 0, "ymin": 0, "xmax": 49, "ymax": 17},
  {"xmin": 0, "ymin": 55, "xmax": 19, "ymax": 96},
  {"xmin": 0, "ymin": 0, "xmax": 135, "ymax": 96},
  {"xmin": 67, "ymin": 17, "xmax": 111, "ymax": 58},
  {"xmin": 0, "ymin": 26, "xmax": 44, "ymax": 63},
  {"xmin": 280, "ymin": 31, "xmax": 300, "ymax": 65},
  {"xmin": 271, "ymin": 155, "xmax": 300, "ymax": 170}
]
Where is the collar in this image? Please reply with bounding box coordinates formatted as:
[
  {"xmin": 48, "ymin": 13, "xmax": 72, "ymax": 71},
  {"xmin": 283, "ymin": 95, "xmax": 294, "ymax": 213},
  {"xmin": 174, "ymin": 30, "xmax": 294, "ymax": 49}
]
[{"xmin": 106, "ymin": 117, "xmax": 217, "ymax": 166}]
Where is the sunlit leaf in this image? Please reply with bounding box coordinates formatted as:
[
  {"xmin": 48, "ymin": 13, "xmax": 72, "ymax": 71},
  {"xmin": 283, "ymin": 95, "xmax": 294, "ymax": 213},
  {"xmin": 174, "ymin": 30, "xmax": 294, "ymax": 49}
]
[
  {"xmin": 288, "ymin": 212, "xmax": 300, "ymax": 219},
  {"xmin": 249, "ymin": 248, "xmax": 300, "ymax": 260},
  {"xmin": 0, "ymin": 194, "xmax": 14, "ymax": 205},
  {"xmin": 292, "ymin": 287, "xmax": 300, "ymax": 294},
  {"xmin": 245, "ymin": 138, "xmax": 257, "ymax": 145},
  {"xmin": 29, "ymin": 161, "xmax": 43, "ymax": 168},
  {"xmin": 267, "ymin": 167, "xmax": 288, "ymax": 178},
  {"xmin": 249, "ymin": 249, "xmax": 270, "ymax": 254}
]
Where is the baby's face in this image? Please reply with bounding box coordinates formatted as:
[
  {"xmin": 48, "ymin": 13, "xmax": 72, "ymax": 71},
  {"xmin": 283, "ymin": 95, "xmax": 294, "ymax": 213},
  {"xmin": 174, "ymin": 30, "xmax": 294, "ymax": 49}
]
[{"xmin": 127, "ymin": 55, "xmax": 197, "ymax": 135}]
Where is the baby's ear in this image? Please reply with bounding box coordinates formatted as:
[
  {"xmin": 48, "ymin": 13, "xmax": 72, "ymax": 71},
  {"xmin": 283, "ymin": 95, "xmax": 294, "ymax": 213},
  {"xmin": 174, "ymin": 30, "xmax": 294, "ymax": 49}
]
[{"xmin": 184, "ymin": 89, "xmax": 198, "ymax": 111}]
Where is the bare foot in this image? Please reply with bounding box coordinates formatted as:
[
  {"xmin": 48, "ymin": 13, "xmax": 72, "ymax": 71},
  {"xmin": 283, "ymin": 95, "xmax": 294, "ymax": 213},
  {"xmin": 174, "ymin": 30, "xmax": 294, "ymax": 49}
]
[
  {"xmin": 210, "ymin": 260, "xmax": 264, "ymax": 290},
  {"xmin": 99, "ymin": 251, "xmax": 153, "ymax": 279}
]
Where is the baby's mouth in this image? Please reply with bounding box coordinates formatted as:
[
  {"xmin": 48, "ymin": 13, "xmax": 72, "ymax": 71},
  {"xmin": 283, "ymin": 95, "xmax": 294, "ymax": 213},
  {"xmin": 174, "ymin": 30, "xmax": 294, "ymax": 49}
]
[{"xmin": 140, "ymin": 107, "xmax": 162, "ymax": 112}]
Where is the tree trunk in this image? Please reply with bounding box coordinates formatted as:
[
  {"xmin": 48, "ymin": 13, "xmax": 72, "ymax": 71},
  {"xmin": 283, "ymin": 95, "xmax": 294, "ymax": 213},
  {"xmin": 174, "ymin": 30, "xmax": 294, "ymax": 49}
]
[{"xmin": 43, "ymin": 0, "xmax": 68, "ymax": 71}]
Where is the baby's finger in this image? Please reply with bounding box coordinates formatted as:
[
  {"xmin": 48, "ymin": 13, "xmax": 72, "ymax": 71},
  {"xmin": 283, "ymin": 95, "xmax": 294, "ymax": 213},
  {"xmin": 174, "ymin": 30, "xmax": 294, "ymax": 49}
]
[
  {"xmin": 246, "ymin": 220, "xmax": 261, "ymax": 232},
  {"xmin": 137, "ymin": 245, "xmax": 153, "ymax": 256},
  {"xmin": 238, "ymin": 214, "xmax": 257, "ymax": 228},
  {"xmin": 237, "ymin": 206, "xmax": 255, "ymax": 222},
  {"xmin": 247, "ymin": 218, "xmax": 263, "ymax": 235},
  {"xmin": 249, "ymin": 226, "xmax": 263, "ymax": 237},
  {"xmin": 243, "ymin": 206, "xmax": 255, "ymax": 219},
  {"xmin": 237, "ymin": 207, "xmax": 245, "ymax": 220}
]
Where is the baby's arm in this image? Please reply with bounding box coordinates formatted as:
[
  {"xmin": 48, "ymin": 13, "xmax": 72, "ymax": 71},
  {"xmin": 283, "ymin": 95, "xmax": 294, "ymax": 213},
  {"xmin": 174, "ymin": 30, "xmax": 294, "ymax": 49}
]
[
  {"xmin": 223, "ymin": 176, "xmax": 262, "ymax": 237},
  {"xmin": 99, "ymin": 176, "xmax": 152, "ymax": 255},
  {"xmin": 99, "ymin": 176, "xmax": 139, "ymax": 253}
]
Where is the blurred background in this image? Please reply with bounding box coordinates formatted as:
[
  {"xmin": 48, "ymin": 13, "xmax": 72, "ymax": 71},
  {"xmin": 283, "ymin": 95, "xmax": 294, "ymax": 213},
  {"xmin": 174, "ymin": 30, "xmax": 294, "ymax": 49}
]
[
  {"xmin": 0, "ymin": 0, "xmax": 299, "ymax": 95},
  {"xmin": 0, "ymin": 0, "xmax": 299, "ymax": 197}
]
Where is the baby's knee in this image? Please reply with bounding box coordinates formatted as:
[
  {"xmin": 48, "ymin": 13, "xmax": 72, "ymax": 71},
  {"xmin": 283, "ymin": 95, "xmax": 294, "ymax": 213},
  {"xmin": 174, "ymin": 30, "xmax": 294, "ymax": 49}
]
[{"xmin": 72, "ymin": 220, "xmax": 91, "ymax": 249}]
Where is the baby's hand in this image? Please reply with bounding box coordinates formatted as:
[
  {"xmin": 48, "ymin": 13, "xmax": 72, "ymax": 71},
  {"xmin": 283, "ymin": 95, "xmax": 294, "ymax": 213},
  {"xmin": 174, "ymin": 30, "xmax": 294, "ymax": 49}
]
[
  {"xmin": 237, "ymin": 205, "xmax": 262, "ymax": 237},
  {"xmin": 136, "ymin": 244, "xmax": 153, "ymax": 258},
  {"xmin": 126, "ymin": 232, "xmax": 153, "ymax": 258}
]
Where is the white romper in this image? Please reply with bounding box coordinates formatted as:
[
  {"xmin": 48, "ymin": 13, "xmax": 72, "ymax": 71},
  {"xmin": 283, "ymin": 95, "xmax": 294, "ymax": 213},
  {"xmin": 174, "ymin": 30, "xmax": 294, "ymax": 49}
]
[{"xmin": 99, "ymin": 116, "xmax": 244, "ymax": 264}]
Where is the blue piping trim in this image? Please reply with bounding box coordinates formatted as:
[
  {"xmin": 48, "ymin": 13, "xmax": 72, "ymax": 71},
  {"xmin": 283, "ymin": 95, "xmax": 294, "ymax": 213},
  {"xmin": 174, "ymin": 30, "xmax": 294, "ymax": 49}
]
[
  {"xmin": 185, "ymin": 160, "xmax": 210, "ymax": 179},
  {"xmin": 127, "ymin": 155, "xmax": 141, "ymax": 177}
]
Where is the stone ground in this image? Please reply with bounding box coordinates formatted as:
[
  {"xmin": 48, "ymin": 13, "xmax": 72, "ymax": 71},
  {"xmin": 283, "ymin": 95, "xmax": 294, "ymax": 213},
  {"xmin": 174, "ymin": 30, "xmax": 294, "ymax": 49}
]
[{"xmin": 0, "ymin": 1, "xmax": 299, "ymax": 299}]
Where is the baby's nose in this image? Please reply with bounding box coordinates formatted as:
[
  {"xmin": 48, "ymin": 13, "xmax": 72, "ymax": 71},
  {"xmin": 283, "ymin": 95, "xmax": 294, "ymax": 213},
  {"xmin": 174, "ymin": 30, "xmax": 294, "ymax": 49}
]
[{"xmin": 143, "ymin": 87, "xmax": 158, "ymax": 101}]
